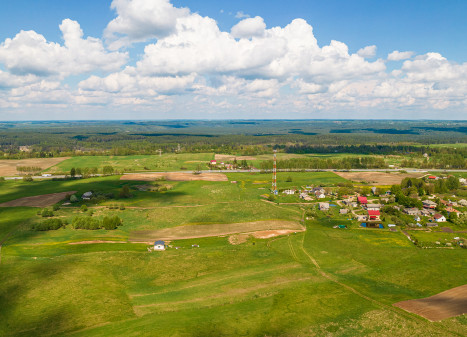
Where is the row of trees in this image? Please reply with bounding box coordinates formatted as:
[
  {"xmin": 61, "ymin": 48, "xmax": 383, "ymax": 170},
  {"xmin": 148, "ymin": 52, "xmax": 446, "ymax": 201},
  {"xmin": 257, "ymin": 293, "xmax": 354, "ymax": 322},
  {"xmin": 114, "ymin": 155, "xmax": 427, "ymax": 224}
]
[
  {"xmin": 72, "ymin": 215, "xmax": 122, "ymax": 230},
  {"xmin": 259, "ymin": 157, "xmax": 387, "ymax": 170}
]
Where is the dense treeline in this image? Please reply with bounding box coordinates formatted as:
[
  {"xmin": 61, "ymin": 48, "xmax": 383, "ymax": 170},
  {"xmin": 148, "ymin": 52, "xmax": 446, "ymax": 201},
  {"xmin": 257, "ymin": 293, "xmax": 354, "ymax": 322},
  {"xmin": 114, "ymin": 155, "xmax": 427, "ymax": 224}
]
[
  {"xmin": 259, "ymin": 157, "xmax": 387, "ymax": 170},
  {"xmin": 1, "ymin": 121, "xmax": 466, "ymax": 169}
]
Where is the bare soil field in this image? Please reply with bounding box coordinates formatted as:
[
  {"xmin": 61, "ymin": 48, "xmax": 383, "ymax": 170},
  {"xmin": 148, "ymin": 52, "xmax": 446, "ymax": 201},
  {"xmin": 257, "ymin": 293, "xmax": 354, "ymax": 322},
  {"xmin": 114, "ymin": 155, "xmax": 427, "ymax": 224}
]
[
  {"xmin": 394, "ymin": 284, "xmax": 467, "ymax": 321},
  {"xmin": 334, "ymin": 171, "xmax": 425, "ymax": 185},
  {"xmin": 215, "ymin": 154, "xmax": 257, "ymax": 162},
  {"xmin": 68, "ymin": 241, "xmax": 125, "ymax": 245},
  {"xmin": 130, "ymin": 220, "xmax": 304, "ymax": 242},
  {"xmin": 0, "ymin": 191, "xmax": 77, "ymax": 207},
  {"xmin": 121, "ymin": 172, "xmax": 228, "ymax": 182},
  {"xmin": 252, "ymin": 229, "xmax": 300, "ymax": 239},
  {"xmin": 0, "ymin": 157, "xmax": 70, "ymax": 176}
]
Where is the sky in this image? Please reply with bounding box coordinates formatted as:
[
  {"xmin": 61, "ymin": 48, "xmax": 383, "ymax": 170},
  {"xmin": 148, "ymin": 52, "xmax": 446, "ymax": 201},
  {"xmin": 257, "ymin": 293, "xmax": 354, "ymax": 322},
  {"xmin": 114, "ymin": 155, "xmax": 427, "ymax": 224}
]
[{"xmin": 0, "ymin": 0, "xmax": 467, "ymax": 120}]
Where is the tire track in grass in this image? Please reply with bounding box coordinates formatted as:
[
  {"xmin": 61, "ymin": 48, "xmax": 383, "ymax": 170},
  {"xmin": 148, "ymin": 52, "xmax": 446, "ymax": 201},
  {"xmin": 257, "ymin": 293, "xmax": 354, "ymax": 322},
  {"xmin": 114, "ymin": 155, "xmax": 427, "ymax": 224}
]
[{"xmin": 297, "ymin": 233, "xmax": 463, "ymax": 336}]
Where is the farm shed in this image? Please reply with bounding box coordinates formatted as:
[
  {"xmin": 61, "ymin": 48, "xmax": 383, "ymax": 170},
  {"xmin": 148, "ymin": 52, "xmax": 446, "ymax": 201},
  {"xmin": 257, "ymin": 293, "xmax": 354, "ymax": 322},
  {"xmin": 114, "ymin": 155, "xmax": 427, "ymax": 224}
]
[
  {"xmin": 82, "ymin": 191, "xmax": 93, "ymax": 200},
  {"xmin": 154, "ymin": 240, "xmax": 166, "ymax": 251}
]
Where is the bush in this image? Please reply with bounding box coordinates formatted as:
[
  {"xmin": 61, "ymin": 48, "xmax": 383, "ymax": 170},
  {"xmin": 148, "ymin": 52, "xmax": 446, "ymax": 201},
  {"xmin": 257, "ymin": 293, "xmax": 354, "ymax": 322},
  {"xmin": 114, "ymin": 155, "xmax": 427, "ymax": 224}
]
[
  {"xmin": 286, "ymin": 176, "xmax": 293, "ymax": 182},
  {"xmin": 41, "ymin": 208, "xmax": 54, "ymax": 217},
  {"xmin": 102, "ymin": 215, "xmax": 122, "ymax": 230},
  {"xmin": 0, "ymin": 177, "xmax": 5, "ymax": 182},
  {"xmin": 119, "ymin": 185, "xmax": 132, "ymax": 198},
  {"xmin": 70, "ymin": 195, "xmax": 78, "ymax": 203},
  {"xmin": 119, "ymin": 203, "xmax": 125, "ymax": 210},
  {"xmin": 72, "ymin": 216, "xmax": 100, "ymax": 230},
  {"xmin": 52, "ymin": 204, "xmax": 60, "ymax": 211},
  {"xmin": 23, "ymin": 175, "xmax": 33, "ymax": 182},
  {"xmin": 32, "ymin": 218, "xmax": 63, "ymax": 231},
  {"xmin": 80, "ymin": 205, "xmax": 88, "ymax": 212}
]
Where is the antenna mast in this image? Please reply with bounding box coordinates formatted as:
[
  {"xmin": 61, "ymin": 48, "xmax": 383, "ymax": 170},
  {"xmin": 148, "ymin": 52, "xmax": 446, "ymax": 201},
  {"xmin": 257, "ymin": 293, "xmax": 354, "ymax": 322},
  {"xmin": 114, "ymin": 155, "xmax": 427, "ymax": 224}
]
[{"xmin": 272, "ymin": 150, "xmax": 278, "ymax": 195}]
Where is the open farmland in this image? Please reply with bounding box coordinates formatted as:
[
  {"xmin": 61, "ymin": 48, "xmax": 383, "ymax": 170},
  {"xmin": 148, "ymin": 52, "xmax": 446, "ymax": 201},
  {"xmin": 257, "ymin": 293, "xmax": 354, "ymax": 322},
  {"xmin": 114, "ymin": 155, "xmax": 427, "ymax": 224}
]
[
  {"xmin": 46, "ymin": 153, "xmax": 214, "ymax": 173},
  {"xmin": 0, "ymin": 171, "xmax": 466, "ymax": 336},
  {"xmin": 334, "ymin": 171, "xmax": 426, "ymax": 185},
  {"xmin": 0, "ymin": 157, "xmax": 70, "ymax": 176},
  {"xmin": 130, "ymin": 220, "xmax": 304, "ymax": 242}
]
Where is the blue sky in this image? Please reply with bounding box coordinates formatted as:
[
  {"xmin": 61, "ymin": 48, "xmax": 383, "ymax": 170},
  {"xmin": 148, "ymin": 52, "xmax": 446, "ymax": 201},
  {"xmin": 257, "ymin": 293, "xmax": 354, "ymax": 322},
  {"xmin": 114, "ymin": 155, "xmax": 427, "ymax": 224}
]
[{"xmin": 0, "ymin": 0, "xmax": 466, "ymax": 120}]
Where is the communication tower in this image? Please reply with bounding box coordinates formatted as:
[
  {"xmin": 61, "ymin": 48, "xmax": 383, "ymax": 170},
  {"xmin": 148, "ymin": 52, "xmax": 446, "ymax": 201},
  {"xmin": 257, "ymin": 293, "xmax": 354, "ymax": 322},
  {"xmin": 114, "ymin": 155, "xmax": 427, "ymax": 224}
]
[{"xmin": 272, "ymin": 150, "xmax": 278, "ymax": 194}]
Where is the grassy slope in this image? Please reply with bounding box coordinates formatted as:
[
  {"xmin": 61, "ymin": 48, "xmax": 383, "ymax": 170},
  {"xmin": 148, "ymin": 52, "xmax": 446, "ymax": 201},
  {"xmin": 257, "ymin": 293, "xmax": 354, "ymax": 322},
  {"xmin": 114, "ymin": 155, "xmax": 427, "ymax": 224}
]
[{"xmin": 0, "ymin": 173, "xmax": 466, "ymax": 336}]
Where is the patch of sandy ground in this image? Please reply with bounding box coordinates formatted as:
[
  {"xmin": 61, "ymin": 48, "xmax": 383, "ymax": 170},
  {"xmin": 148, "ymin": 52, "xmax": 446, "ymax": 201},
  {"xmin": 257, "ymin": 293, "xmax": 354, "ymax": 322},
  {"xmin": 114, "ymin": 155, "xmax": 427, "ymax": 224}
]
[
  {"xmin": 130, "ymin": 220, "xmax": 304, "ymax": 242},
  {"xmin": 0, "ymin": 191, "xmax": 77, "ymax": 207},
  {"xmin": 334, "ymin": 171, "xmax": 426, "ymax": 185},
  {"xmin": 121, "ymin": 172, "xmax": 228, "ymax": 182},
  {"xmin": 394, "ymin": 284, "xmax": 467, "ymax": 321},
  {"xmin": 215, "ymin": 154, "xmax": 257, "ymax": 162},
  {"xmin": 0, "ymin": 157, "xmax": 70, "ymax": 176}
]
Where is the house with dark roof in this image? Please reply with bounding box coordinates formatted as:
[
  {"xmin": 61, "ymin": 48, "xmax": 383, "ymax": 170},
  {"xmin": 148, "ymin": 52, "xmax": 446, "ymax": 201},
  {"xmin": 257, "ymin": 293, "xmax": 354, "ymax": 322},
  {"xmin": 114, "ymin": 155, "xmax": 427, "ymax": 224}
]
[{"xmin": 154, "ymin": 240, "xmax": 166, "ymax": 251}]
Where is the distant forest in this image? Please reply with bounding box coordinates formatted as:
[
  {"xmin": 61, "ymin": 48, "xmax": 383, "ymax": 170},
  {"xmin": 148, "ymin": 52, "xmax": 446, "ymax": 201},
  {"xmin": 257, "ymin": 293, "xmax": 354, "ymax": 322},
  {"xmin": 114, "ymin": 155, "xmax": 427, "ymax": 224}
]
[{"xmin": 1, "ymin": 120, "xmax": 466, "ymax": 169}]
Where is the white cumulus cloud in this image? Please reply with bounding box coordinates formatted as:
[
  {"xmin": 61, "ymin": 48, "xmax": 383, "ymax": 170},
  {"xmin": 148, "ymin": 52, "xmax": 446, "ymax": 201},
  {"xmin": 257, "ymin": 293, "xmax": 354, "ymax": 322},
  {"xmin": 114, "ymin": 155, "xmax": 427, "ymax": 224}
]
[
  {"xmin": 104, "ymin": 0, "xmax": 190, "ymax": 50},
  {"xmin": 0, "ymin": 19, "xmax": 127, "ymax": 78},
  {"xmin": 387, "ymin": 50, "xmax": 414, "ymax": 61},
  {"xmin": 357, "ymin": 45, "xmax": 377, "ymax": 58},
  {"xmin": 231, "ymin": 16, "xmax": 266, "ymax": 39}
]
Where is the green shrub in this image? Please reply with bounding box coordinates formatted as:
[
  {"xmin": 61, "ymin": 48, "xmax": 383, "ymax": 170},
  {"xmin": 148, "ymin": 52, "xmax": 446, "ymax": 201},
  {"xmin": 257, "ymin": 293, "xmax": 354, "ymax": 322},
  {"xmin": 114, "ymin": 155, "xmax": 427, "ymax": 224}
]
[
  {"xmin": 32, "ymin": 218, "xmax": 63, "ymax": 231},
  {"xmin": 41, "ymin": 208, "xmax": 54, "ymax": 217},
  {"xmin": 80, "ymin": 204, "xmax": 88, "ymax": 212},
  {"xmin": 52, "ymin": 204, "xmax": 60, "ymax": 211},
  {"xmin": 70, "ymin": 195, "xmax": 78, "ymax": 203}
]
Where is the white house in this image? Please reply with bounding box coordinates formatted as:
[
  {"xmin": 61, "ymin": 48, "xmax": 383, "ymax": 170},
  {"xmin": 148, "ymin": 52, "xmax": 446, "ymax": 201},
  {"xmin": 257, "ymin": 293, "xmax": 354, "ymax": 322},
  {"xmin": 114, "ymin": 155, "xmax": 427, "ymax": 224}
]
[
  {"xmin": 433, "ymin": 214, "xmax": 446, "ymax": 222},
  {"xmin": 154, "ymin": 240, "xmax": 166, "ymax": 251},
  {"xmin": 459, "ymin": 199, "xmax": 467, "ymax": 206},
  {"xmin": 283, "ymin": 189, "xmax": 296, "ymax": 195}
]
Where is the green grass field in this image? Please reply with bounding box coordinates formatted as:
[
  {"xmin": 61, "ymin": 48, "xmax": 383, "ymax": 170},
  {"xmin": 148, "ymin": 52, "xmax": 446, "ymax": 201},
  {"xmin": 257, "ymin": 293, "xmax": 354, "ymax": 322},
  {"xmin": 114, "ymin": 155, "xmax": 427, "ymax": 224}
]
[
  {"xmin": 46, "ymin": 153, "xmax": 215, "ymax": 173},
  {"xmin": 0, "ymin": 172, "xmax": 466, "ymax": 336}
]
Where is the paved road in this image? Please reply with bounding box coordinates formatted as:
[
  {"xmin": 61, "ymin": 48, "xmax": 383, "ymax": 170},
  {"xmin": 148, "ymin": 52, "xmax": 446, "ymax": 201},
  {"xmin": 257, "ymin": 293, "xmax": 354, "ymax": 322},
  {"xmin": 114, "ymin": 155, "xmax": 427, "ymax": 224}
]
[{"xmin": 4, "ymin": 168, "xmax": 467, "ymax": 180}]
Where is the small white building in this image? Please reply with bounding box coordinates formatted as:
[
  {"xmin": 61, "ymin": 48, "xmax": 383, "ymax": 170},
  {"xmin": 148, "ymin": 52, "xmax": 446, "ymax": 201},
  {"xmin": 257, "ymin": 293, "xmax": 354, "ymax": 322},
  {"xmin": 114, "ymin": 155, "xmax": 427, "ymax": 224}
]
[
  {"xmin": 154, "ymin": 240, "xmax": 166, "ymax": 251},
  {"xmin": 283, "ymin": 189, "xmax": 296, "ymax": 195},
  {"xmin": 339, "ymin": 208, "xmax": 348, "ymax": 214},
  {"xmin": 82, "ymin": 191, "xmax": 93, "ymax": 200},
  {"xmin": 434, "ymin": 214, "xmax": 446, "ymax": 222}
]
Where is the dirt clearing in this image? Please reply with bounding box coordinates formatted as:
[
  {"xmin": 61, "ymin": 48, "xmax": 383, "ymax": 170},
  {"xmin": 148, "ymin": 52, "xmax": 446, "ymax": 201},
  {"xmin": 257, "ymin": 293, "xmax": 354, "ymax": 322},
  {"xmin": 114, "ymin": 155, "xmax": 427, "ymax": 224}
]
[
  {"xmin": 0, "ymin": 191, "xmax": 77, "ymax": 207},
  {"xmin": 394, "ymin": 284, "xmax": 467, "ymax": 321},
  {"xmin": 215, "ymin": 154, "xmax": 257, "ymax": 162},
  {"xmin": 334, "ymin": 171, "xmax": 425, "ymax": 185},
  {"xmin": 0, "ymin": 157, "xmax": 70, "ymax": 176},
  {"xmin": 68, "ymin": 241, "xmax": 125, "ymax": 245},
  {"xmin": 121, "ymin": 172, "xmax": 228, "ymax": 182},
  {"xmin": 130, "ymin": 220, "xmax": 304, "ymax": 242}
]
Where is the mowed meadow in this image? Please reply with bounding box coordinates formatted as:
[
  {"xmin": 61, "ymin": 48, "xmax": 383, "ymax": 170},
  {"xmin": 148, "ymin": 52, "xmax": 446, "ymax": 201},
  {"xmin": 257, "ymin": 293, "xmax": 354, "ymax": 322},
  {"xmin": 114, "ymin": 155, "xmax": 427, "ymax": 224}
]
[{"xmin": 0, "ymin": 171, "xmax": 466, "ymax": 336}]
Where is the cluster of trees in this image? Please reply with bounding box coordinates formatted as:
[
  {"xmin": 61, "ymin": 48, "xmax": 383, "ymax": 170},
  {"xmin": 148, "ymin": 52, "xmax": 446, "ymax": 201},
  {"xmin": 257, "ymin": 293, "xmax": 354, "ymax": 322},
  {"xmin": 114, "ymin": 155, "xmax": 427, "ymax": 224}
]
[
  {"xmin": 72, "ymin": 215, "xmax": 122, "ymax": 230},
  {"xmin": 32, "ymin": 218, "xmax": 65, "ymax": 231},
  {"xmin": 16, "ymin": 166, "xmax": 42, "ymax": 173},
  {"xmin": 259, "ymin": 157, "xmax": 387, "ymax": 170}
]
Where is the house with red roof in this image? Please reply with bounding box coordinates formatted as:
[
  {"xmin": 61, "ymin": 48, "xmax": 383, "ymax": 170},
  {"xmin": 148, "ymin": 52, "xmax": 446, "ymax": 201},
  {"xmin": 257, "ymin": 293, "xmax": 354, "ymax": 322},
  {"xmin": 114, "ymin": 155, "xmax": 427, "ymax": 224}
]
[
  {"xmin": 368, "ymin": 210, "xmax": 380, "ymax": 221},
  {"xmin": 433, "ymin": 214, "xmax": 446, "ymax": 222},
  {"xmin": 357, "ymin": 196, "xmax": 368, "ymax": 205}
]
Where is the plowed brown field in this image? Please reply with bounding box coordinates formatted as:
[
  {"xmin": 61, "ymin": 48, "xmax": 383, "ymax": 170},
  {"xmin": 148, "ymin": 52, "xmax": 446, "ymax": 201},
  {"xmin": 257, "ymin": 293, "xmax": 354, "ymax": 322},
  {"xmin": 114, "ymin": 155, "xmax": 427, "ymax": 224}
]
[
  {"xmin": 394, "ymin": 284, "xmax": 467, "ymax": 321},
  {"xmin": 0, "ymin": 191, "xmax": 77, "ymax": 207},
  {"xmin": 334, "ymin": 171, "xmax": 425, "ymax": 185}
]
